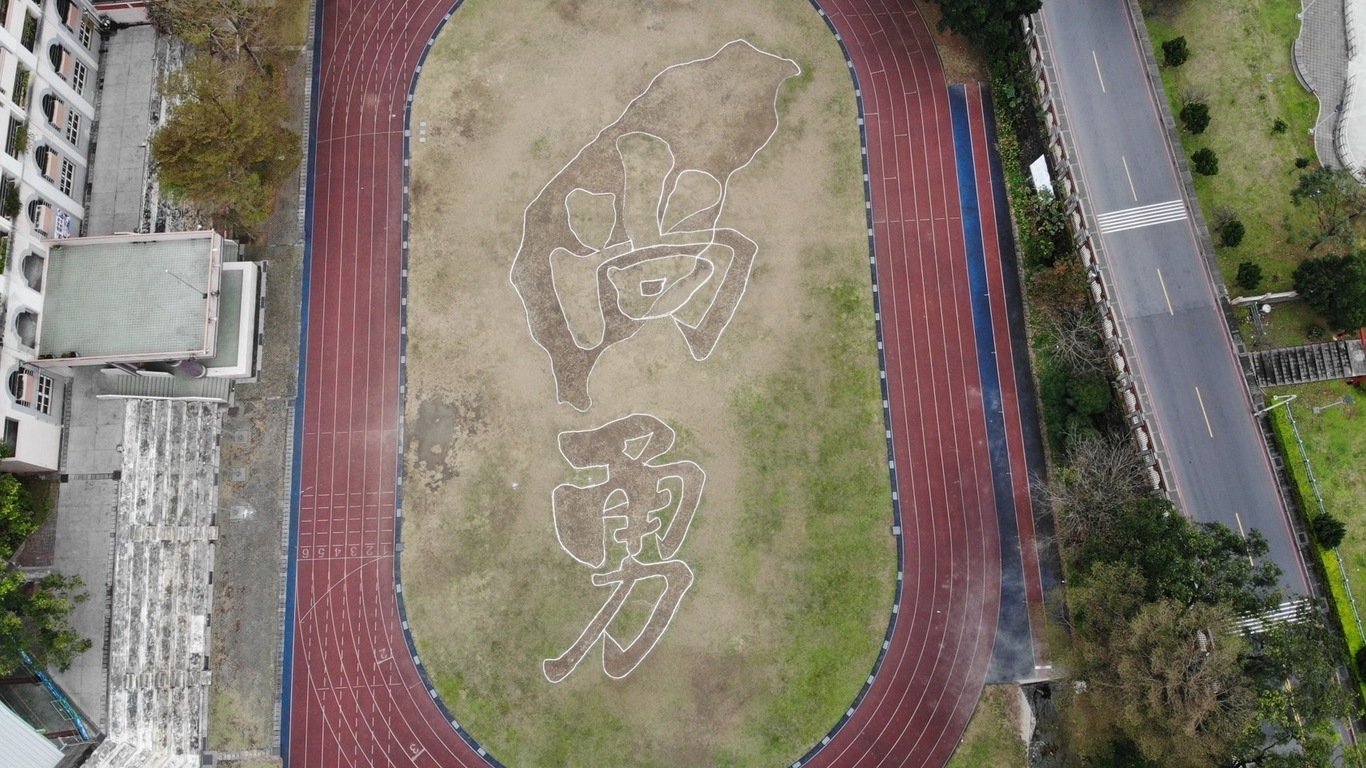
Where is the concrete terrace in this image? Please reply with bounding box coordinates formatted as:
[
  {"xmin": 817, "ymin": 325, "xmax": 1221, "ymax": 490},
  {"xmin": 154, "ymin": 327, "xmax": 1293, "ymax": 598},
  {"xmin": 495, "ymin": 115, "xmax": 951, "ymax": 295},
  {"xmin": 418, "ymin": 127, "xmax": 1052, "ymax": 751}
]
[{"xmin": 83, "ymin": 400, "xmax": 221, "ymax": 768}]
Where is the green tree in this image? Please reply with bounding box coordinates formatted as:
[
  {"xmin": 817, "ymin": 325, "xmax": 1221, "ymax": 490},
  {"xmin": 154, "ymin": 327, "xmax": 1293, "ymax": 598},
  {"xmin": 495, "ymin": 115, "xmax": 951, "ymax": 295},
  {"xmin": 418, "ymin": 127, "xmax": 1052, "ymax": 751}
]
[
  {"xmin": 1180, "ymin": 101, "xmax": 1210, "ymax": 134},
  {"xmin": 1061, "ymin": 564, "xmax": 1257, "ymax": 767},
  {"xmin": 1075, "ymin": 498, "xmax": 1281, "ymax": 615},
  {"xmin": 933, "ymin": 0, "xmax": 1042, "ymax": 53},
  {"xmin": 1162, "ymin": 36, "xmax": 1190, "ymax": 67},
  {"xmin": 1192, "ymin": 148, "xmax": 1219, "ymax": 176},
  {"xmin": 1228, "ymin": 607, "xmax": 1356, "ymax": 767},
  {"xmin": 1116, "ymin": 600, "xmax": 1254, "ymax": 767},
  {"xmin": 1293, "ymin": 252, "xmax": 1366, "ymax": 330},
  {"xmin": 0, "ymin": 474, "xmax": 37, "ymax": 560},
  {"xmin": 0, "ymin": 570, "xmax": 90, "ymax": 674},
  {"xmin": 1235, "ymin": 261, "xmax": 1262, "ymax": 290},
  {"xmin": 1310, "ymin": 513, "xmax": 1347, "ymax": 549},
  {"xmin": 151, "ymin": 53, "xmax": 300, "ymax": 230},
  {"xmin": 1290, "ymin": 166, "xmax": 1366, "ymax": 252}
]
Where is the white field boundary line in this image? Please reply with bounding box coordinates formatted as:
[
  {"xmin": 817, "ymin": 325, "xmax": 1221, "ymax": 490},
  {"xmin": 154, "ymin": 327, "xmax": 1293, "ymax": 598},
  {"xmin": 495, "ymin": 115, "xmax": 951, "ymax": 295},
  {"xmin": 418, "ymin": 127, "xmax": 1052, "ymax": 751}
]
[
  {"xmin": 1094, "ymin": 198, "xmax": 1187, "ymax": 234},
  {"xmin": 543, "ymin": 413, "xmax": 706, "ymax": 683},
  {"xmin": 510, "ymin": 39, "xmax": 800, "ymax": 412},
  {"xmin": 548, "ymin": 138, "xmax": 744, "ymax": 350}
]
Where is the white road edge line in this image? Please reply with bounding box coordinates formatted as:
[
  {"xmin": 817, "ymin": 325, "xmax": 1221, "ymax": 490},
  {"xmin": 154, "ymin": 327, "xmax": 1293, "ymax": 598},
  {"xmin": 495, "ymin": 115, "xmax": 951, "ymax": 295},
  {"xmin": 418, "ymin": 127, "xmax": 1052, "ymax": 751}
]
[
  {"xmin": 1121, "ymin": 155, "xmax": 1137, "ymax": 201},
  {"xmin": 1092, "ymin": 50, "xmax": 1106, "ymax": 93}
]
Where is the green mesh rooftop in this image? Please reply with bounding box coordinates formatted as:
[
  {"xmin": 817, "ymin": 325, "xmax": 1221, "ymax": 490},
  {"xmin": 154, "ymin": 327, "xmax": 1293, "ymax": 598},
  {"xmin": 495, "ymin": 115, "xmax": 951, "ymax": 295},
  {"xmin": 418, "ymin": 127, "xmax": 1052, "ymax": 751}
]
[
  {"xmin": 201, "ymin": 268, "xmax": 243, "ymax": 370},
  {"xmin": 39, "ymin": 233, "xmax": 221, "ymax": 360}
]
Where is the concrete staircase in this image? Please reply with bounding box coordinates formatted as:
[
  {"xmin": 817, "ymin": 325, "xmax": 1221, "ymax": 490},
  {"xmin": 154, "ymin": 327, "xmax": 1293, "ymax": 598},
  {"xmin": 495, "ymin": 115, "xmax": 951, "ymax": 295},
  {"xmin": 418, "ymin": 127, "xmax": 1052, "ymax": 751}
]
[
  {"xmin": 96, "ymin": 373, "xmax": 231, "ymax": 403},
  {"xmin": 83, "ymin": 401, "xmax": 221, "ymax": 768},
  {"xmin": 1250, "ymin": 338, "xmax": 1366, "ymax": 387}
]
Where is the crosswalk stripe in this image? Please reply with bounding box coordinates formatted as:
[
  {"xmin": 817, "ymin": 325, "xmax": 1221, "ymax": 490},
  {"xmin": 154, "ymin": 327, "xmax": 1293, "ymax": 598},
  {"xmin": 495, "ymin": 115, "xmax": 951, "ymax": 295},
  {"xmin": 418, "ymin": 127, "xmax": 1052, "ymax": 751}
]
[
  {"xmin": 1096, "ymin": 199, "xmax": 1188, "ymax": 234},
  {"xmin": 1231, "ymin": 597, "xmax": 1313, "ymax": 635}
]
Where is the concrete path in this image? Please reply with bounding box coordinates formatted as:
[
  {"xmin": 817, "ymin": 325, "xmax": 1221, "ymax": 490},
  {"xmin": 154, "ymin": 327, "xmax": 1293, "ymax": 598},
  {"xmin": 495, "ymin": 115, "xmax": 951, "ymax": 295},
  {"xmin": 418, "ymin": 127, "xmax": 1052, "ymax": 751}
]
[
  {"xmin": 1294, "ymin": 0, "xmax": 1348, "ymax": 167},
  {"xmin": 45, "ymin": 369, "xmax": 127, "ymax": 729}
]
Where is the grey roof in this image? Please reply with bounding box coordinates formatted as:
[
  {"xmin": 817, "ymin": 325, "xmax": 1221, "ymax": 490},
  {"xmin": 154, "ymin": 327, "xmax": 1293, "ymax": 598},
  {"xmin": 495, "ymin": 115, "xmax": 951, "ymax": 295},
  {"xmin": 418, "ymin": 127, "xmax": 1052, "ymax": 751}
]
[
  {"xmin": 39, "ymin": 234, "xmax": 220, "ymax": 360},
  {"xmin": 0, "ymin": 701, "xmax": 62, "ymax": 768}
]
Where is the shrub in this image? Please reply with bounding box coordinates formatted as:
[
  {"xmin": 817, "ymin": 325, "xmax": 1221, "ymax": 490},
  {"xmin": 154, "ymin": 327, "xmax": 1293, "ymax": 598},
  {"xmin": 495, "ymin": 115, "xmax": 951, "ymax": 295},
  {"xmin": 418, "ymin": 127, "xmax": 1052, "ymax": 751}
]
[
  {"xmin": 1180, "ymin": 102, "xmax": 1210, "ymax": 134},
  {"xmin": 1162, "ymin": 36, "xmax": 1190, "ymax": 67},
  {"xmin": 1295, "ymin": 156, "xmax": 1311, "ymax": 169},
  {"xmin": 1306, "ymin": 323, "xmax": 1327, "ymax": 340},
  {"xmin": 1191, "ymin": 148, "xmax": 1219, "ymax": 176},
  {"xmin": 1235, "ymin": 261, "xmax": 1262, "ymax": 290},
  {"xmin": 1357, "ymin": 646, "xmax": 1366, "ymax": 679},
  {"xmin": 1219, "ymin": 219, "xmax": 1245, "ymax": 247},
  {"xmin": 1272, "ymin": 118, "xmax": 1289, "ymax": 135},
  {"xmin": 1312, "ymin": 513, "xmax": 1347, "ymax": 549},
  {"xmin": 0, "ymin": 181, "xmax": 19, "ymax": 220}
]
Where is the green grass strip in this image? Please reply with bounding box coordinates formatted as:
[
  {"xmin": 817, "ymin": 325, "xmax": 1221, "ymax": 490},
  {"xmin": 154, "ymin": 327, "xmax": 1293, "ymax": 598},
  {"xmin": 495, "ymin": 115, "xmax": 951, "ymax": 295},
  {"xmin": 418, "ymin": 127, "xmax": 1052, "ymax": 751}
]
[{"xmin": 1268, "ymin": 408, "xmax": 1366, "ymax": 700}]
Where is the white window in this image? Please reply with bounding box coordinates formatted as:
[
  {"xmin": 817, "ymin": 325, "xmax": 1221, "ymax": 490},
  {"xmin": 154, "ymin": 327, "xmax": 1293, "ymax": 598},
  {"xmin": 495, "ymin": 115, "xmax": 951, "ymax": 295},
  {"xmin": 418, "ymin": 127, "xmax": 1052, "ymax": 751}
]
[
  {"xmin": 64, "ymin": 111, "xmax": 79, "ymax": 145},
  {"xmin": 71, "ymin": 60, "xmax": 86, "ymax": 95},
  {"xmin": 34, "ymin": 373, "xmax": 51, "ymax": 414},
  {"xmin": 58, "ymin": 158, "xmax": 72, "ymax": 196},
  {"xmin": 79, "ymin": 18, "xmax": 93, "ymax": 49},
  {"xmin": 9, "ymin": 369, "xmax": 53, "ymax": 413}
]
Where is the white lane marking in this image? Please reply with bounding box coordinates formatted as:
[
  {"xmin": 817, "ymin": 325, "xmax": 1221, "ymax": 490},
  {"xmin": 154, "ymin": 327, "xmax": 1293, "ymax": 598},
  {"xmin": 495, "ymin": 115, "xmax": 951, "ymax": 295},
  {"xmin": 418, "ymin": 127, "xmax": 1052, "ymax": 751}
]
[
  {"xmin": 1121, "ymin": 155, "xmax": 1137, "ymax": 201},
  {"xmin": 1195, "ymin": 386, "xmax": 1214, "ymax": 437},
  {"xmin": 1156, "ymin": 268, "xmax": 1174, "ymax": 315},
  {"xmin": 1095, "ymin": 199, "xmax": 1187, "ymax": 234},
  {"xmin": 1092, "ymin": 50, "xmax": 1106, "ymax": 92},
  {"xmin": 1234, "ymin": 512, "xmax": 1255, "ymax": 566}
]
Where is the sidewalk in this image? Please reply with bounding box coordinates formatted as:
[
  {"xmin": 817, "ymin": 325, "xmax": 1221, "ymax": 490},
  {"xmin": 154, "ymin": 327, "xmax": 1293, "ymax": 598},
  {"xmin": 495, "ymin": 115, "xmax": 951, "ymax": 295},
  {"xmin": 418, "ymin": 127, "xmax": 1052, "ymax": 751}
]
[
  {"xmin": 44, "ymin": 369, "xmax": 126, "ymax": 729},
  {"xmin": 1293, "ymin": 0, "xmax": 1348, "ymax": 167}
]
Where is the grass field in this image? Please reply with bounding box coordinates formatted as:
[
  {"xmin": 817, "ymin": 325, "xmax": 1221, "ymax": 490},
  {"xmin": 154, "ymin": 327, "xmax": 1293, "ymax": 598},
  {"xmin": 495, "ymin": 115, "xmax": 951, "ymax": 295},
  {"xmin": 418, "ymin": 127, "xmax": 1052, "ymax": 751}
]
[
  {"xmin": 945, "ymin": 686, "xmax": 1028, "ymax": 768},
  {"xmin": 1265, "ymin": 383, "xmax": 1366, "ymax": 600},
  {"xmin": 400, "ymin": 0, "xmax": 895, "ymax": 764},
  {"xmin": 1141, "ymin": 0, "xmax": 1319, "ymax": 306},
  {"xmin": 1265, "ymin": 386, "xmax": 1366, "ymax": 699}
]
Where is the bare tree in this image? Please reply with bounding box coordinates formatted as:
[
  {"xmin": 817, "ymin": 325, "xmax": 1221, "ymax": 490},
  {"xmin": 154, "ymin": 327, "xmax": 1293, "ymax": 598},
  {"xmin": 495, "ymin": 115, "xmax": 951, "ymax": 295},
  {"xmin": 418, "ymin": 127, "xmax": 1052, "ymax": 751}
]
[
  {"xmin": 1044, "ymin": 307, "xmax": 1108, "ymax": 378},
  {"xmin": 1034, "ymin": 430, "xmax": 1150, "ymax": 548}
]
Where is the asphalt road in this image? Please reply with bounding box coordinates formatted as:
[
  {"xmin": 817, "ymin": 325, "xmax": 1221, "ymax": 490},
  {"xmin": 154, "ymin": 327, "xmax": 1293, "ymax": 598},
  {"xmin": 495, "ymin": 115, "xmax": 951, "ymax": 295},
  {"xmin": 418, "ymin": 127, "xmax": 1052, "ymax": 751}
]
[{"xmin": 1038, "ymin": 0, "xmax": 1310, "ymax": 595}]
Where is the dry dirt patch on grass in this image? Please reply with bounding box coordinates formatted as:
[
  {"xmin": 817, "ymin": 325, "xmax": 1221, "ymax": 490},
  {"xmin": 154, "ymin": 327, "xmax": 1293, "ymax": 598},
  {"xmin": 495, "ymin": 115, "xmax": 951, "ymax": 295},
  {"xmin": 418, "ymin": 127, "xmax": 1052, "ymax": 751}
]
[{"xmin": 402, "ymin": 1, "xmax": 894, "ymax": 765}]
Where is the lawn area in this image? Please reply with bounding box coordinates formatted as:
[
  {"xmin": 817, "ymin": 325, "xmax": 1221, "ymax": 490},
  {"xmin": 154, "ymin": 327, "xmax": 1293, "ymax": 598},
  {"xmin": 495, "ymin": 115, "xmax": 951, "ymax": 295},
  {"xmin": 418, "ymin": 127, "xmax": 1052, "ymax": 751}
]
[
  {"xmin": 400, "ymin": 1, "xmax": 896, "ymax": 764},
  {"xmin": 1265, "ymin": 381, "xmax": 1366, "ymax": 695},
  {"xmin": 1140, "ymin": 0, "xmax": 1319, "ymax": 307},
  {"xmin": 946, "ymin": 686, "xmax": 1028, "ymax": 768}
]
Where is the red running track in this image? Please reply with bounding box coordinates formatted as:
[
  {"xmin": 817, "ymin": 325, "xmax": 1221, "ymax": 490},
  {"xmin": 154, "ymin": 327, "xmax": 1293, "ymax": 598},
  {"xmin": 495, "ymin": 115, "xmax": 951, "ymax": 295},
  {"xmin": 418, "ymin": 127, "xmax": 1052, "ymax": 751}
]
[
  {"xmin": 284, "ymin": 0, "xmax": 1021, "ymax": 766},
  {"xmin": 800, "ymin": 3, "xmax": 1001, "ymax": 766},
  {"xmin": 286, "ymin": 0, "xmax": 488, "ymax": 765}
]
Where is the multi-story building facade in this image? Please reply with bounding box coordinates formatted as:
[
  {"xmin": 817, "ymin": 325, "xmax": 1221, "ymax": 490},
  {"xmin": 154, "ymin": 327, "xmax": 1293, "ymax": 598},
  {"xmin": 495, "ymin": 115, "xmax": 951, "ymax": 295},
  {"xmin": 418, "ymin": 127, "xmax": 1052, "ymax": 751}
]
[
  {"xmin": 0, "ymin": 0, "xmax": 102, "ymax": 472},
  {"xmin": 0, "ymin": 0, "xmax": 261, "ymax": 475}
]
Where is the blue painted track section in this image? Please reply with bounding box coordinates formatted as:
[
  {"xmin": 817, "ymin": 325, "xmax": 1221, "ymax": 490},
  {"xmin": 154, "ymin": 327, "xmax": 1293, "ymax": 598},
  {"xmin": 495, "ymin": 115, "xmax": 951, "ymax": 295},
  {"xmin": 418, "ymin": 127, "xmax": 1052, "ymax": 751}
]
[
  {"xmin": 279, "ymin": 0, "xmax": 326, "ymax": 758},
  {"xmin": 947, "ymin": 84, "xmax": 1032, "ymax": 682}
]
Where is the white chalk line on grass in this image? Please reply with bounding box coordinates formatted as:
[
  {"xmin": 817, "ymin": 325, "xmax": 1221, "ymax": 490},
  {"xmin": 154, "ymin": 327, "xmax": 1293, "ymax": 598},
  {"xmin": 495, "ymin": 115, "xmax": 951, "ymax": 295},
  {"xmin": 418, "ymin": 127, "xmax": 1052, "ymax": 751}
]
[
  {"xmin": 543, "ymin": 413, "xmax": 706, "ymax": 682},
  {"xmin": 547, "ymin": 132, "xmax": 744, "ymax": 352},
  {"xmin": 511, "ymin": 39, "xmax": 801, "ymax": 412}
]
